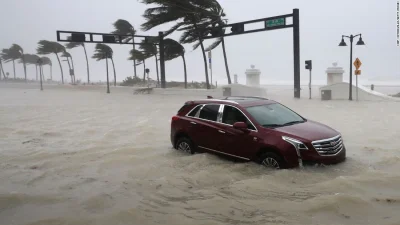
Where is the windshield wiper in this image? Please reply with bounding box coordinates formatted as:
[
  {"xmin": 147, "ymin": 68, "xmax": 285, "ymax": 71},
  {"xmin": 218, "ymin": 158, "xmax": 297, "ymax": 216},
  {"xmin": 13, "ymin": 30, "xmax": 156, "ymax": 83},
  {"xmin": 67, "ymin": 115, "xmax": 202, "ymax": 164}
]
[
  {"xmin": 262, "ymin": 124, "xmax": 283, "ymax": 128},
  {"xmin": 282, "ymin": 120, "xmax": 305, "ymax": 126}
]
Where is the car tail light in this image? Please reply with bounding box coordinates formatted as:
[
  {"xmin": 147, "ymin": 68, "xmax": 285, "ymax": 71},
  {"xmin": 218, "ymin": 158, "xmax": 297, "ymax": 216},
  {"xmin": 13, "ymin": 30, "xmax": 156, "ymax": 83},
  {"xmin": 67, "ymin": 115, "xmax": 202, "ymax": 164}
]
[{"xmin": 172, "ymin": 116, "xmax": 179, "ymax": 122}]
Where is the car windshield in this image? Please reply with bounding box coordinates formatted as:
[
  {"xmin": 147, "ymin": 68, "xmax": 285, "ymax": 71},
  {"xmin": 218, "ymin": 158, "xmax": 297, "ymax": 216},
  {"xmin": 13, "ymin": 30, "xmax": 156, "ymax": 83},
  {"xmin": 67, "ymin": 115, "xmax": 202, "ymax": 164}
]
[{"xmin": 246, "ymin": 103, "xmax": 305, "ymax": 128}]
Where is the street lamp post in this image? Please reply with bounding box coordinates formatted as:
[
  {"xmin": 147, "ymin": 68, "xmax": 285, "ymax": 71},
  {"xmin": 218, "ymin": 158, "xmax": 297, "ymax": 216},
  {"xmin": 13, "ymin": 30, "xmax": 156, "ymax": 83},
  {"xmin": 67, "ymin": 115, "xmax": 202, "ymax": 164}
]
[{"xmin": 339, "ymin": 34, "xmax": 365, "ymax": 100}]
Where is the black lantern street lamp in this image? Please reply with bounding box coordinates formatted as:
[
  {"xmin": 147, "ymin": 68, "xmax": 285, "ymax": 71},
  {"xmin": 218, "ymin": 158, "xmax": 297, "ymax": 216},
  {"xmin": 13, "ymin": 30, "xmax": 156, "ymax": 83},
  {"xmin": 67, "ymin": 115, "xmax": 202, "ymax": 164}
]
[{"xmin": 339, "ymin": 34, "xmax": 365, "ymax": 100}]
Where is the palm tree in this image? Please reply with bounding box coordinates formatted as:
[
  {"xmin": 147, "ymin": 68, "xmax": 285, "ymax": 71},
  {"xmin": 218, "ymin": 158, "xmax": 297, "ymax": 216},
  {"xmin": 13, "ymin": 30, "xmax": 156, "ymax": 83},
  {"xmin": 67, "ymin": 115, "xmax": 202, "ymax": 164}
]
[
  {"xmin": 65, "ymin": 41, "xmax": 90, "ymax": 84},
  {"xmin": 128, "ymin": 49, "xmax": 148, "ymax": 82},
  {"xmin": 61, "ymin": 51, "xmax": 74, "ymax": 84},
  {"xmin": 41, "ymin": 57, "xmax": 52, "ymax": 81},
  {"xmin": 204, "ymin": 5, "xmax": 231, "ymax": 84},
  {"xmin": 37, "ymin": 40, "xmax": 66, "ymax": 84},
  {"xmin": 92, "ymin": 44, "xmax": 116, "ymax": 86},
  {"xmin": 164, "ymin": 38, "xmax": 188, "ymax": 88},
  {"xmin": 141, "ymin": 0, "xmax": 224, "ymax": 89},
  {"xmin": 112, "ymin": 19, "xmax": 137, "ymax": 78},
  {"xmin": 1, "ymin": 46, "xmax": 21, "ymax": 79},
  {"xmin": 20, "ymin": 54, "xmax": 40, "ymax": 80},
  {"xmin": 11, "ymin": 44, "xmax": 27, "ymax": 81},
  {"xmin": 139, "ymin": 38, "xmax": 160, "ymax": 85}
]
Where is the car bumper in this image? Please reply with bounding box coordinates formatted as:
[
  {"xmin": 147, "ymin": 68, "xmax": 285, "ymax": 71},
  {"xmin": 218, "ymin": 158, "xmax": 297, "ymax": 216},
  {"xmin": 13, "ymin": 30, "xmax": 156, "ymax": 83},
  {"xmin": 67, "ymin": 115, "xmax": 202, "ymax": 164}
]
[{"xmin": 302, "ymin": 146, "xmax": 346, "ymax": 165}]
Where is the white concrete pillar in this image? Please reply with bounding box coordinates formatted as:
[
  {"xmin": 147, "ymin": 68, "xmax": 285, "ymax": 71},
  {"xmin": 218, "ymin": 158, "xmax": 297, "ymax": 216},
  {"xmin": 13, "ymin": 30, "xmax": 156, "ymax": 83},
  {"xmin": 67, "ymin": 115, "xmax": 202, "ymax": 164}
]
[
  {"xmin": 245, "ymin": 65, "xmax": 261, "ymax": 87},
  {"xmin": 234, "ymin": 74, "xmax": 238, "ymax": 84},
  {"xmin": 326, "ymin": 62, "xmax": 345, "ymax": 85}
]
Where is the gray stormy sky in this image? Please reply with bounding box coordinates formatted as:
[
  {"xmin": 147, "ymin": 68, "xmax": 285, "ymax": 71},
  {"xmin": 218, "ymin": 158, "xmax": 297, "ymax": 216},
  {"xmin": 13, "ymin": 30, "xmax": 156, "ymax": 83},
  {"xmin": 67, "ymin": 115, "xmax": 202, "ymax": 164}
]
[{"xmin": 1, "ymin": 0, "xmax": 399, "ymax": 85}]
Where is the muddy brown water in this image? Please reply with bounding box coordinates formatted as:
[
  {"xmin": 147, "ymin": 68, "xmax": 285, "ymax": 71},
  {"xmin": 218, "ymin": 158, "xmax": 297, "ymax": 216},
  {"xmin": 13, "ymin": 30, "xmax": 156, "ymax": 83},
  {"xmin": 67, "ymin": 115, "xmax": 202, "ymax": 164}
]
[{"xmin": 1, "ymin": 85, "xmax": 400, "ymax": 225}]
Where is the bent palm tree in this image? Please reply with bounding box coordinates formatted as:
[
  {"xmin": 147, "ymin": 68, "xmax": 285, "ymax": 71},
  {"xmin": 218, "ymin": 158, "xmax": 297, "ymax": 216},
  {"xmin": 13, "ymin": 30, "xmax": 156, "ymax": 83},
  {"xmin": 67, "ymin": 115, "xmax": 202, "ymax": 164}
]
[
  {"xmin": 141, "ymin": 0, "xmax": 225, "ymax": 89},
  {"xmin": 11, "ymin": 44, "xmax": 27, "ymax": 81},
  {"xmin": 66, "ymin": 41, "xmax": 90, "ymax": 83},
  {"xmin": 139, "ymin": 37, "xmax": 159, "ymax": 85},
  {"xmin": 128, "ymin": 49, "xmax": 148, "ymax": 82},
  {"xmin": 20, "ymin": 54, "xmax": 40, "ymax": 80},
  {"xmin": 93, "ymin": 44, "xmax": 116, "ymax": 86},
  {"xmin": 112, "ymin": 19, "xmax": 137, "ymax": 78},
  {"xmin": 61, "ymin": 51, "xmax": 74, "ymax": 84},
  {"xmin": 164, "ymin": 39, "xmax": 187, "ymax": 88},
  {"xmin": 41, "ymin": 57, "xmax": 52, "ymax": 80},
  {"xmin": 37, "ymin": 40, "xmax": 65, "ymax": 84},
  {"xmin": 1, "ymin": 47, "xmax": 21, "ymax": 79}
]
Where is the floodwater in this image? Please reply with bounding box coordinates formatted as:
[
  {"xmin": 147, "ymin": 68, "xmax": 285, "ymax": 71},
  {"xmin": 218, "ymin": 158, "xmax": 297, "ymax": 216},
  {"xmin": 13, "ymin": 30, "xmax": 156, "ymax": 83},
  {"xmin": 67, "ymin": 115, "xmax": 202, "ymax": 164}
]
[{"xmin": 1, "ymin": 84, "xmax": 400, "ymax": 225}]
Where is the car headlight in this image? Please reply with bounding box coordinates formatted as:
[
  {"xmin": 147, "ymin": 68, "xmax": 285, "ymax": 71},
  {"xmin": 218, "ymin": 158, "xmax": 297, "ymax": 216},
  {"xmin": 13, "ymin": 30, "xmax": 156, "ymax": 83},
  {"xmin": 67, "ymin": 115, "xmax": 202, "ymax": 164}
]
[{"xmin": 282, "ymin": 136, "xmax": 308, "ymax": 157}]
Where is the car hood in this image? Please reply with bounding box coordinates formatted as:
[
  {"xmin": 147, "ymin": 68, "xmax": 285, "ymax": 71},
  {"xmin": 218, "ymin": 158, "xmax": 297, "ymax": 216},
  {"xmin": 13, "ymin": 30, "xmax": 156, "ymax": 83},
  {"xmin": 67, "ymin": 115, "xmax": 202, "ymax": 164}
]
[{"xmin": 274, "ymin": 120, "xmax": 340, "ymax": 142}]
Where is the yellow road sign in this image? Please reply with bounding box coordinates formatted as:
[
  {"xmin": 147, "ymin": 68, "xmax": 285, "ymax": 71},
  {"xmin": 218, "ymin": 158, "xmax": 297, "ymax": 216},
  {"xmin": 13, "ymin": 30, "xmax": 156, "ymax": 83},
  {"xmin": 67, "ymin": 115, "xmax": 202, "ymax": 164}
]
[
  {"xmin": 353, "ymin": 58, "xmax": 362, "ymax": 69},
  {"xmin": 355, "ymin": 70, "xmax": 361, "ymax": 75}
]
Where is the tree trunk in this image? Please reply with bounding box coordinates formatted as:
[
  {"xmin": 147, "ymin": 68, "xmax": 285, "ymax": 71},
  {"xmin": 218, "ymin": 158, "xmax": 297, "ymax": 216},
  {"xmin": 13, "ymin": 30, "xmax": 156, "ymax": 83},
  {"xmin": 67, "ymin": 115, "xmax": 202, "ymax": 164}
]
[
  {"xmin": 35, "ymin": 65, "xmax": 38, "ymax": 81},
  {"xmin": 132, "ymin": 39, "xmax": 137, "ymax": 78},
  {"xmin": 66, "ymin": 57, "xmax": 73, "ymax": 84},
  {"xmin": 0, "ymin": 60, "xmax": 4, "ymax": 80},
  {"xmin": 41, "ymin": 65, "xmax": 44, "ymax": 82},
  {"xmin": 22, "ymin": 56, "xmax": 27, "ymax": 82},
  {"xmin": 182, "ymin": 54, "xmax": 187, "ymax": 89},
  {"xmin": 50, "ymin": 65, "xmax": 53, "ymax": 80},
  {"xmin": 55, "ymin": 53, "xmax": 64, "ymax": 84},
  {"xmin": 82, "ymin": 44, "xmax": 90, "ymax": 84},
  {"xmin": 221, "ymin": 38, "xmax": 232, "ymax": 84},
  {"xmin": 155, "ymin": 55, "xmax": 160, "ymax": 86},
  {"xmin": 192, "ymin": 21, "xmax": 210, "ymax": 89},
  {"xmin": 70, "ymin": 56, "xmax": 75, "ymax": 84},
  {"xmin": 12, "ymin": 60, "xmax": 16, "ymax": 79},
  {"xmin": 111, "ymin": 58, "xmax": 116, "ymax": 86},
  {"xmin": 199, "ymin": 41, "xmax": 210, "ymax": 89},
  {"xmin": 143, "ymin": 59, "xmax": 146, "ymax": 82}
]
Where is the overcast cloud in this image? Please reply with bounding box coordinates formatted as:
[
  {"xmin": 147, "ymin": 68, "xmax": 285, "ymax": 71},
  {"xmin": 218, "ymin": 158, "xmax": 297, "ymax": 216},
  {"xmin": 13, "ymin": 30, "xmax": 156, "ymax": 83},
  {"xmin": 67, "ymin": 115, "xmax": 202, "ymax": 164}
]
[{"xmin": 1, "ymin": 0, "xmax": 399, "ymax": 85}]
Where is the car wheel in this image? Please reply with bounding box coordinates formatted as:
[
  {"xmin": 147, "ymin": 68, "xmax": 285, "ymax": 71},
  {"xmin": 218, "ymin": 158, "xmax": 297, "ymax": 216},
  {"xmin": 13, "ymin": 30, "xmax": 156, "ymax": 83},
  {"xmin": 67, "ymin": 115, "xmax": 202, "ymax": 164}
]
[
  {"xmin": 259, "ymin": 152, "xmax": 285, "ymax": 169},
  {"xmin": 176, "ymin": 137, "xmax": 195, "ymax": 155}
]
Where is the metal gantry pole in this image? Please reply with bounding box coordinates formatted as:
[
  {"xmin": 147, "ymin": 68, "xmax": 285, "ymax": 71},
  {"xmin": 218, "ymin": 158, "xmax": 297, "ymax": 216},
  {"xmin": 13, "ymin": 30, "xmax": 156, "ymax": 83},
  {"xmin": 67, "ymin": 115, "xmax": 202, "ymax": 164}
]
[
  {"xmin": 293, "ymin": 9, "xmax": 301, "ymax": 98},
  {"xmin": 309, "ymin": 69, "xmax": 312, "ymax": 99},
  {"xmin": 349, "ymin": 35, "xmax": 354, "ymax": 101},
  {"xmin": 159, "ymin": 32, "xmax": 166, "ymax": 89}
]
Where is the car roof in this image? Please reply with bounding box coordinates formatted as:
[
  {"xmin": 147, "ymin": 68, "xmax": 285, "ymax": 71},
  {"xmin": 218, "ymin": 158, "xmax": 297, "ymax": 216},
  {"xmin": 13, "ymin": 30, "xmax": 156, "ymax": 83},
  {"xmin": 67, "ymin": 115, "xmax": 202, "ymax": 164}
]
[{"xmin": 190, "ymin": 96, "xmax": 276, "ymax": 107}]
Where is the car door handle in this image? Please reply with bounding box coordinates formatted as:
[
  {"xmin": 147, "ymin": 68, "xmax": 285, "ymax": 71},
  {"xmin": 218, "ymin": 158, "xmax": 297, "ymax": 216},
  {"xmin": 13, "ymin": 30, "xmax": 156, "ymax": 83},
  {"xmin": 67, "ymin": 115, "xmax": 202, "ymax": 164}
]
[
  {"xmin": 190, "ymin": 122, "xmax": 197, "ymax": 125},
  {"xmin": 218, "ymin": 130, "xmax": 226, "ymax": 134}
]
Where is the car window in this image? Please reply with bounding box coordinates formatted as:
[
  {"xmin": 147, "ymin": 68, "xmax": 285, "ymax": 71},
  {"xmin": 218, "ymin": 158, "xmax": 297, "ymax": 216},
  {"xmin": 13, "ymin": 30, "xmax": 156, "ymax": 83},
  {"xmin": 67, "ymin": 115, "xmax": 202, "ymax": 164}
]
[
  {"xmin": 199, "ymin": 104, "xmax": 220, "ymax": 121},
  {"xmin": 246, "ymin": 103, "xmax": 305, "ymax": 128},
  {"xmin": 222, "ymin": 105, "xmax": 256, "ymax": 130},
  {"xmin": 187, "ymin": 105, "xmax": 202, "ymax": 117}
]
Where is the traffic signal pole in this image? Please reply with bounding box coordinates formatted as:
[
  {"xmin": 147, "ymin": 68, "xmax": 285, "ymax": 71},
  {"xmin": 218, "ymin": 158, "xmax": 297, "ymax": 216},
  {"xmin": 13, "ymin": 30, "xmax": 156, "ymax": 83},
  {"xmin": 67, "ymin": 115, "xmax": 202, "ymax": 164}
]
[
  {"xmin": 201, "ymin": 9, "xmax": 301, "ymax": 98},
  {"xmin": 293, "ymin": 9, "xmax": 301, "ymax": 98},
  {"xmin": 305, "ymin": 60, "xmax": 312, "ymax": 99}
]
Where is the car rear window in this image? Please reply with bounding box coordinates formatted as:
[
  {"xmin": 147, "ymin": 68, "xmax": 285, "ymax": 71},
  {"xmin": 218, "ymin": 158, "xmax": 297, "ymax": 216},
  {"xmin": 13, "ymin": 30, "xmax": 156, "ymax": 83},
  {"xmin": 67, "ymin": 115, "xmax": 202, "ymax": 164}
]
[{"xmin": 199, "ymin": 104, "xmax": 220, "ymax": 121}]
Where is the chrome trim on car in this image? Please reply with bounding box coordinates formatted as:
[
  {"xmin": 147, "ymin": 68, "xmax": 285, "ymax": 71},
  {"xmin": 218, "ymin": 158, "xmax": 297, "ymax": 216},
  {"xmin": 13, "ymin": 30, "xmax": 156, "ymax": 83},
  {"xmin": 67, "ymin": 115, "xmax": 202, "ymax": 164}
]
[
  {"xmin": 312, "ymin": 135, "xmax": 344, "ymax": 156},
  {"xmin": 185, "ymin": 103, "xmax": 258, "ymax": 132},
  {"xmin": 198, "ymin": 99, "xmax": 238, "ymax": 104},
  {"xmin": 198, "ymin": 146, "xmax": 250, "ymax": 160}
]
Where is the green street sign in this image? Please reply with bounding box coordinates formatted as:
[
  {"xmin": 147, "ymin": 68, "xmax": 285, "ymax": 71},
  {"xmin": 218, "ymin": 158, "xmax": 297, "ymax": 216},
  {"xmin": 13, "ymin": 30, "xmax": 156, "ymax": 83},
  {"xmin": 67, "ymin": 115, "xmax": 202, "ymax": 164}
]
[{"xmin": 265, "ymin": 18, "xmax": 286, "ymax": 28}]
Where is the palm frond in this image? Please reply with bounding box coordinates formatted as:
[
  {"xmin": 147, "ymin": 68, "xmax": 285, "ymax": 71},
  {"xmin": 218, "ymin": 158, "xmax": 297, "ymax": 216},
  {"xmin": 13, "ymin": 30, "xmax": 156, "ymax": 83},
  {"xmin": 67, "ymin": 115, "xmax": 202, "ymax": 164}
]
[
  {"xmin": 92, "ymin": 44, "xmax": 113, "ymax": 61},
  {"xmin": 205, "ymin": 37, "xmax": 222, "ymax": 51},
  {"xmin": 65, "ymin": 42, "xmax": 82, "ymax": 49}
]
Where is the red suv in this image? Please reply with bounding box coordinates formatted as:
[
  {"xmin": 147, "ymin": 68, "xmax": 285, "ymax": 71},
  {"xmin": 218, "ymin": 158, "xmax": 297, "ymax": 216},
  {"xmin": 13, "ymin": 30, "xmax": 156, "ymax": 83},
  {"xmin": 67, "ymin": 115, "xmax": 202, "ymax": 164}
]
[{"xmin": 171, "ymin": 96, "xmax": 346, "ymax": 169}]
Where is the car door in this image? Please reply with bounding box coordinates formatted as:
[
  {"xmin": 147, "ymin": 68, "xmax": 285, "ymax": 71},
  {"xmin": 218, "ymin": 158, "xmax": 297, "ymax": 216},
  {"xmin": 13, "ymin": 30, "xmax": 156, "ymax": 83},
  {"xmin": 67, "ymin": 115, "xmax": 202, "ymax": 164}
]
[
  {"xmin": 189, "ymin": 104, "xmax": 222, "ymax": 152},
  {"xmin": 217, "ymin": 105, "xmax": 259, "ymax": 160}
]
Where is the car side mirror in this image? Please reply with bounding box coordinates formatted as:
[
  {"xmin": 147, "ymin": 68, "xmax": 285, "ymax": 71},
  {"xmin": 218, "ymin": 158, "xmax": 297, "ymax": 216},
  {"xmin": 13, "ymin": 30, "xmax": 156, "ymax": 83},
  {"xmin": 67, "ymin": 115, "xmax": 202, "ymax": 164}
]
[{"xmin": 233, "ymin": 122, "xmax": 248, "ymax": 131}]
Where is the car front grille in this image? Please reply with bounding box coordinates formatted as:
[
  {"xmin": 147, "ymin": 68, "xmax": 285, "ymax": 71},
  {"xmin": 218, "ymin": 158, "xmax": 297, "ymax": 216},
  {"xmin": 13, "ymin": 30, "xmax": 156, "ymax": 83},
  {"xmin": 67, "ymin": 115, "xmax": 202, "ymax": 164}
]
[{"xmin": 312, "ymin": 135, "xmax": 343, "ymax": 156}]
